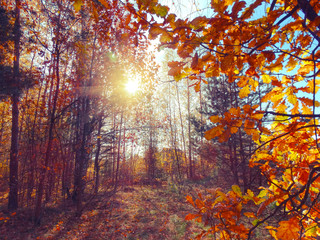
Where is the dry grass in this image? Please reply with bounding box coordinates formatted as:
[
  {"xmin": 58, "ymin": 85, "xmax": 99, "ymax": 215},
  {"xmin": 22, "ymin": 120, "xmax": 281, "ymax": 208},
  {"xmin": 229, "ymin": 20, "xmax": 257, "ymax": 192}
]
[{"xmin": 0, "ymin": 184, "xmax": 205, "ymax": 240}]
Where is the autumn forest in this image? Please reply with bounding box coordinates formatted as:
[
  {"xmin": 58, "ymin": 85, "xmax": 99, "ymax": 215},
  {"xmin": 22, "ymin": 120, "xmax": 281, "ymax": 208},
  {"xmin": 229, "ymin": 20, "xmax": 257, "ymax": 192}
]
[{"xmin": 1, "ymin": 0, "xmax": 320, "ymax": 239}]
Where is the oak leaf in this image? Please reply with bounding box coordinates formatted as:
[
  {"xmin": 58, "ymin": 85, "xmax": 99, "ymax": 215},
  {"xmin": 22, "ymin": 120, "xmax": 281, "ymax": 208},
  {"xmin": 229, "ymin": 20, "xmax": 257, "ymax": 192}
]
[
  {"xmin": 231, "ymin": 1, "xmax": 246, "ymax": 18},
  {"xmin": 149, "ymin": 26, "xmax": 163, "ymax": 40},
  {"xmin": 204, "ymin": 125, "xmax": 224, "ymax": 140},
  {"xmin": 74, "ymin": 0, "xmax": 83, "ymax": 12},
  {"xmin": 190, "ymin": 16, "xmax": 208, "ymax": 30},
  {"xmin": 239, "ymin": 85, "xmax": 250, "ymax": 98},
  {"xmin": 153, "ymin": 4, "xmax": 169, "ymax": 17},
  {"xmin": 275, "ymin": 218, "xmax": 300, "ymax": 240},
  {"xmin": 191, "ymin": 52, "xmax": 199, "ymax": 69}
]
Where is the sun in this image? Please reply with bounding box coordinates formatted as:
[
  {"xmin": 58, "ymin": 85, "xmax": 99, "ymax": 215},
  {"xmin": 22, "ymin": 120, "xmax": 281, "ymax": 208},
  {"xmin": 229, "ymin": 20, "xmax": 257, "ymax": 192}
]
[{"xmin": 125, "ymin": 77, "xmax": 139, "ymax": 94}]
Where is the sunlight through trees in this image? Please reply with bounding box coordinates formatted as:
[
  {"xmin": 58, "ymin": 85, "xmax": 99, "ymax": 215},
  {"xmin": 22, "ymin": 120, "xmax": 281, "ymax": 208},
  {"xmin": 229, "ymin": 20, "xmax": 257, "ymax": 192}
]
[{"xmin": 1, "ymin": 0, "xmax": 320, "ymax": 239}]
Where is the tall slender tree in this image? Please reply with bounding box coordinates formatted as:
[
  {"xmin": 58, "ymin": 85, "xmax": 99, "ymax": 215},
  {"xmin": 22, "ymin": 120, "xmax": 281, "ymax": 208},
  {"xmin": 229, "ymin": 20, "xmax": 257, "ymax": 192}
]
[{"xmin": 8, "ymin": 0, "xmax": 21, "ymax": 211}]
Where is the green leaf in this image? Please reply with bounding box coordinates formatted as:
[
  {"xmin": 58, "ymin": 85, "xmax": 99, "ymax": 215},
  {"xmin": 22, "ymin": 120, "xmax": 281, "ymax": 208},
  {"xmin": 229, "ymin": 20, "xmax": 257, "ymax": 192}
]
[
  {"xmin": 232, "ymin": 185, "xmax": 242, "ymax": 197},
  {"xmin": 252, "ymin": 219, "xmax": 259, "ymax": 226},
  {"xmin": 153, "ymin": 4, "xmax": 169, "ymax": 17},
  {"xmin": 257, "ymin": 189, "xmax": 268, "ymax": 198}
]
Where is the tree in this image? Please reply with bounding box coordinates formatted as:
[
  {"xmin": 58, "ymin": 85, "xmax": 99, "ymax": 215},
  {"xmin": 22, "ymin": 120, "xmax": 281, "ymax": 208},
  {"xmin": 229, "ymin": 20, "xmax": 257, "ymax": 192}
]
[
  {"xmin": 192, "ymin": 75, "xmax": 264, "ymax": 190},
  {"xmin": 134, "ymin": 0, "xmax": 320, "ymax": 238},
  {"xmin": 8, "ymin": 0, "xmax": 21, "ymax": 211}
]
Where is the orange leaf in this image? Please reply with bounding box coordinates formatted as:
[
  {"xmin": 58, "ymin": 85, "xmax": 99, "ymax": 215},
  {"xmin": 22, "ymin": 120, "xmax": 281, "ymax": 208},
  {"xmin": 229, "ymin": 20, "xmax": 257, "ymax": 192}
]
[
  {"xmin": 191, "ymin": 52, "xmax": 199, "ymax": 69},
  {"xmin": 74, "ymin": 0, "xmax": 83, "ymax": 12},
  {"xmin": 231, "ymin": 1, "xmax": 246, "ymax": 18},
  {"xmin": 98, "ymin": 0, "xmax": 111, "ymax": 8},
  {"xmin": 218, "ymin": 128, "xmax": 231, "ymax": 142},
  {"xmin": 204, "ymin": 125, "xmax": 224, "ymax": 140},
  {"xmin": 185, "ymin": 213, "xmax": 201, "ymax": 221},
  {"xmin": 262, "ymin": 51, "xmax": 275, "ymax": 63},
  {"xmin": 186, "ymin": 195, "xmax": 195, "ymax": 207},
  {"xmin": 149, "ymin": 26, "xmax": 163, "ymax": 40},
  {"xmin": 276, "ymin": 217, "xmax": 300, "ymax": 240},
  {"xmin": 168, "ymin": 61, "xmax": 185, "ymax": 76},
  {"xmin": 190, "ymin": 16, "xmax": 208, "ymax": 30},
  {"xmin": 194, "ymin": 82, "xmax": 201, "ymax": 92},
  {"xmin": 195, "ymin": 199, "xmax": 205, "ymax": 208},
  {"xmin": 229, "ymin": 107, "xmax": 240, "ymax": 116}
]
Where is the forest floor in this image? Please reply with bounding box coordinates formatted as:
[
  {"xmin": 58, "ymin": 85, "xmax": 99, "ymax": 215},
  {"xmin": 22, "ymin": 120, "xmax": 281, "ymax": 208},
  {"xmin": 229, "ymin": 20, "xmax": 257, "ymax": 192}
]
[{"xmin": 0, "ymin": 182, "xmax": 209, "ymax": 240}]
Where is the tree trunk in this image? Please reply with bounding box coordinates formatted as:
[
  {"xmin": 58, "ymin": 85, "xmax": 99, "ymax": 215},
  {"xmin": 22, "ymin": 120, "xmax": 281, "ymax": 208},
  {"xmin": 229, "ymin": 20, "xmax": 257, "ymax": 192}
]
[
  {"xmin": 8, "ymin": 0, "xmax": 21, "ymax": 211},
  {"xmin": 187, "ymin": 79, "xmax": 193, "ymax": 179},
  {"xmin": 175, "ymin": 82, "xmax": 187, "ymax": 178},
  {"xmin": 113, "ymin": 112, "xmax": 123, "ymax": 193},
  {"xmin": 94, "ymin": 116, "xmax": 102, "ymax": 194},
  {"xmin": 34, "ymin": 11, "xmax": 61, "ymax": 223}
]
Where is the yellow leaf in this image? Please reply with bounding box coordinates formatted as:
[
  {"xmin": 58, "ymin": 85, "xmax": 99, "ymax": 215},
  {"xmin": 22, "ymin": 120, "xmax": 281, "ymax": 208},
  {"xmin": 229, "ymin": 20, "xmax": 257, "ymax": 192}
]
[
  {"xmin": 243, "ymin": 212, "xmax": 256, "ymax": 218},
  {"xmin": 306, "ymin": 79, "xmax": 320, "ymax": 93},
  {"xmin": 268, "ymin": 229, "xmax": 279, "ymax": 240},
  {"xmin": 298, "ymin": 63, "xmax": 313, "ymax": 76},
  {"xmin": 232, "ymin": 185, "xmax": 242, "ymax": 196},
  {"xmin": 252, "ymin": 113, "xmax": 264, "ymax": 120},
  {"xmin": 277, "ymin": 102, "xmax": 287, "ymax": 113},
  {"xmin": 268, "ymin": 63, "xmax": 283, "ymax": 72},
  {"xmin": 291, "ymin": 102, "xmax": 299, "ymax": 115},
  {"xmin": 247, "ymin": 189, "xmax": 254, "ymax": 198},
  {"xmin": 302, "ymin": 104, "xmax": 312, "ymax": 114},
  {"xmin": 153, "ymin": 4, "xmax": 169, "ymax": 17},
  {"xmin": 239, "ymin": 85, "xmax": 250, "ymax": 98},
  {"xmin": 287, "ymin": 94, "xmax": 297, "ymax": 105},
  {"xmin": 262, "ymin": 74, "xmax": 271, "ymax": 84},
  {"xmin": 74, "ymin": 0, "xmax": 83, "ymax": 12}
]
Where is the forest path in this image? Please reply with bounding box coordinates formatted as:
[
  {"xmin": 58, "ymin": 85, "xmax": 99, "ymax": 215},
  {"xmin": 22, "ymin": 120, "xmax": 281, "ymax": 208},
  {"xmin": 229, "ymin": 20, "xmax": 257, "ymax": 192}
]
[
  {"xmin": 50, "ymin": 184, "xmax": 201, "ymax": 239},
  {"xmin": 1, "ymin": 184, "xmax": 203, "ymax": 239}
]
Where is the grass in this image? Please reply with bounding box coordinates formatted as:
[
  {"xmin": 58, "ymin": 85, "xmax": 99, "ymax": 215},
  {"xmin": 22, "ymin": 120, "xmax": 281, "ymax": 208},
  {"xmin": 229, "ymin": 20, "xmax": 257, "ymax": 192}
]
[{"xmin": 0, "ymin": 183, "xmax": 205, "ymax": 239}]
